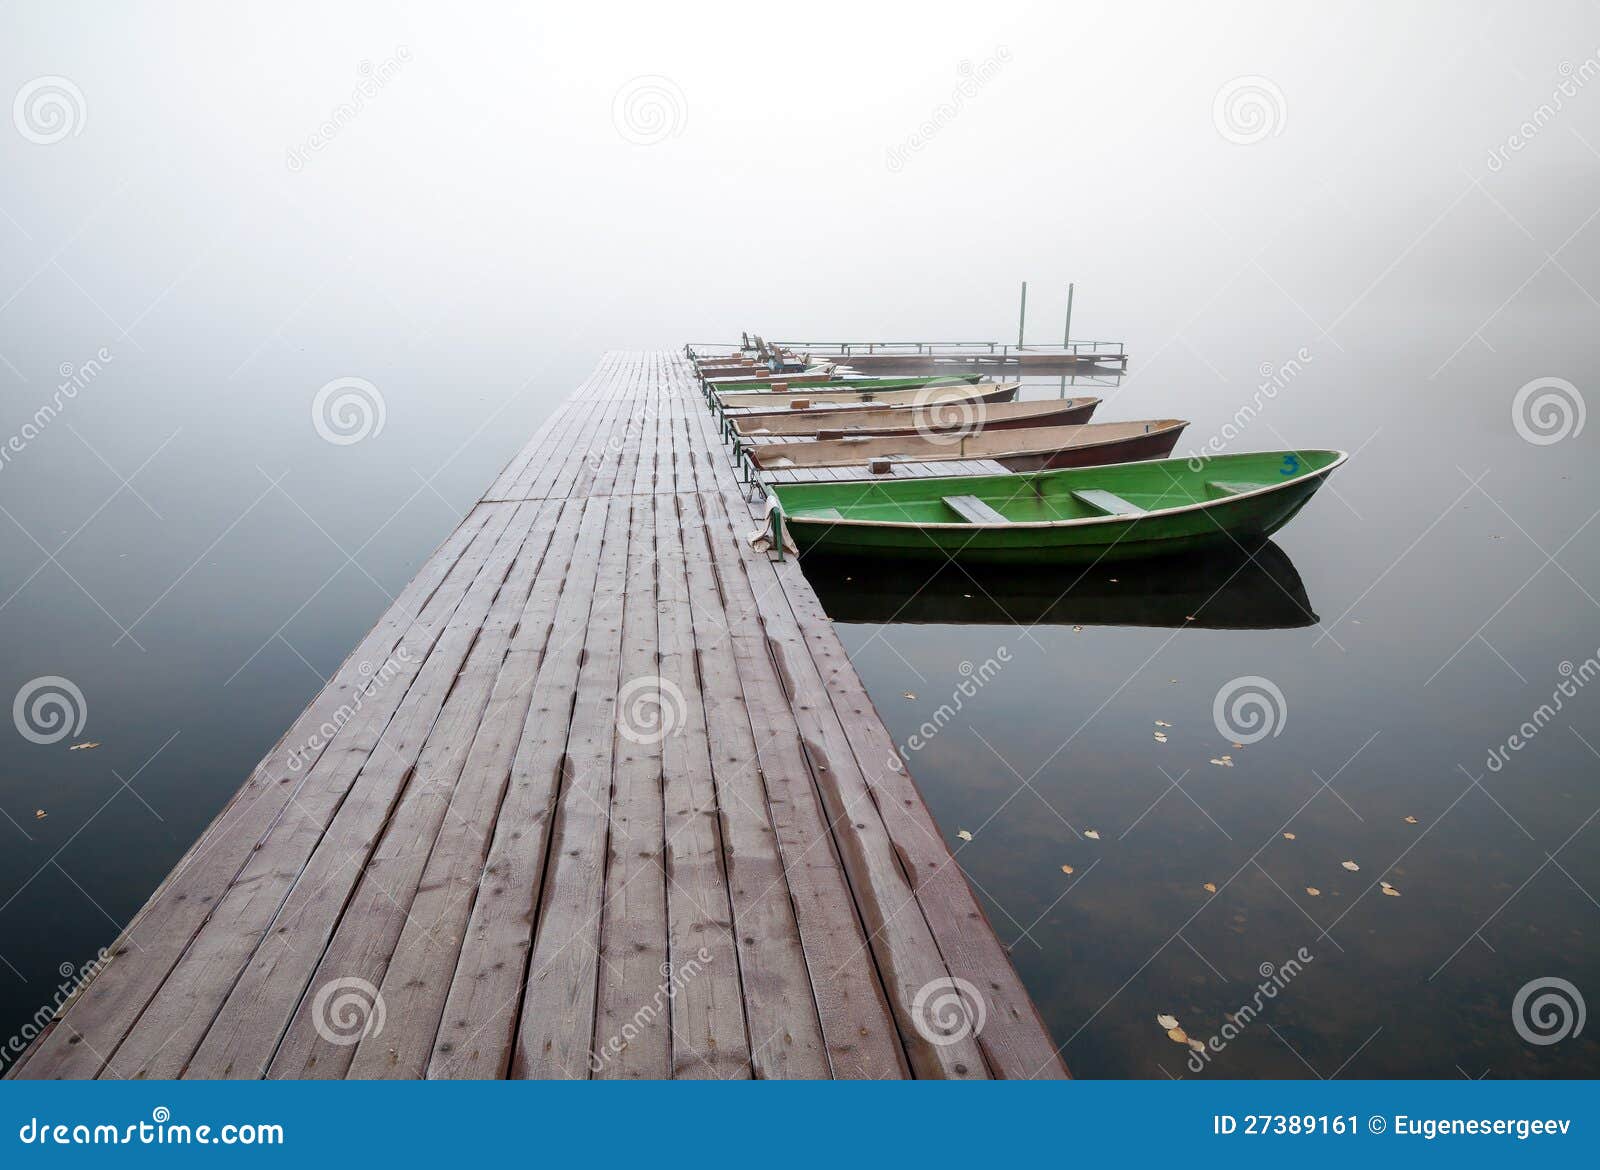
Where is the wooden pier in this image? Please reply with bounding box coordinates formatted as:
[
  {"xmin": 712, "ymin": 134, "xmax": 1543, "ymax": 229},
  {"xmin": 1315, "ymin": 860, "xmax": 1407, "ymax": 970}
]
[{"xmin": 9, "ymin": 352, "xmax": 1066, "ymax": 1081}]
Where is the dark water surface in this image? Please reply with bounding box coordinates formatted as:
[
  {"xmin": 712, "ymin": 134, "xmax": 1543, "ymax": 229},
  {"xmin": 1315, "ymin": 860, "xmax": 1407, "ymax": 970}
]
[{"xmin": 1, "ymin": 314, "xmax": 1595, "ymax": 1079}]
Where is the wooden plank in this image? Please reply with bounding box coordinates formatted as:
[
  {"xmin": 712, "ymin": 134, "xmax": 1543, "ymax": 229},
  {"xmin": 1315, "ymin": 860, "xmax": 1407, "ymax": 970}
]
[
  {"xmin": 424, "ymin": 495, "xmax": 613, "ymax": 1078},
  {"xmin": 339, "ymin": 497, "xmax": 590, "ymax": 1079},
  {"xmin": 511, "ymin": 493, "xmax": 631, "ymax": 1077},
  {"xmin": 653, "ymin": 490, "xmax": 752, "ymax": 1079},
  {"xmin": 590, "ymin": 493, "xmax": 671, "ymax": 1079},
  {"xmin": 676, "ymin": 491, "xmax": 829, "ymax": 1078}
]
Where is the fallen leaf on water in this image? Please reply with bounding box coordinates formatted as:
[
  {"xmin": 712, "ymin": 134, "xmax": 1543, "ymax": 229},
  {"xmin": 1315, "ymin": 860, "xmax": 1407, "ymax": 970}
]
[
  {"xmin": 34, "ymin": 809, "xmax": 47, "ymax": 820},
  {"xmin": 1341, "ymin": 860, "xmax": 1360, "ymax": 872},
  {"xmin": 1209, "ymin": 758, "xmax": 1234, "ymax": 768},
  {"xmin": 1072, "ymin": 625, "xmax": 1084, "ymax": 632},
  {"xmin": 1231, "ymin": 742, "xmax": 1243, "ymax": 750},
  {"xmin": 1061, "ymin": 864, "xmax": 1074, "ymax": 875},
  {"xmin": 1167, "ymin": 1026, "xmax": 1189, "ymax": 1044},
  {"xmin": 1156, "ymin": 1013, "xmax": 1180, "ymax": 1030},
  {"xmin": 1188, "ymin": 1037, "xmax": 1206, "ymax": 1053},
  {"xmin": 956, "ymin": 829, "xmax": 973, "ymax": 842},
  {"xmin": 1083, "ymin": 829, "xmax": 1100, "ymax": 840},
  {"xmin": 1203, "ymin": 882, "xmax": 1217, "ymax": 894},
  {"xmin": 1380, "ymin": 881, "xmax": 1401, "ymax": 897},
  {"xmin": 902, "ymin": 691, "xmax": 916, "ymax": 701},
  {"xmin": 1153, "ymin": 732, "xmax": 1168, "ymax": 743},
  {"xmin": 1155, "ymin": 720, "xmax": 1172, "ymax": 728},
  {"xmin": 1306, "ymin": 887, "xmax": 1321, "ymax": 896},
  {"xmin": 69, "ymin": 742, "xmax": 100, "ymax": 751},
  {"xmin": 1283, "ymin": 832, "xmax": 1296, "ymax": 840},
  {"xmin": 1404, "ymin": 815, "xmax": 1418, "ymax": 825}
]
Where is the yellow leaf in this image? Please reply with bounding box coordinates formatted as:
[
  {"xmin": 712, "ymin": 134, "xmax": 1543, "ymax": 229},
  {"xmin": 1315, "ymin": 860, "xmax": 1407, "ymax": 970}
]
[
  {"xmin": 1306, "ymin": 887, "xmax": 1321, "ymax": 896},
  {"xmin": 1283, "ymin": 832, "xmax": 1296, "ymax": 840},
  {"xmin": 1061, "ymin": 864, "xmax": 1074, "ymax": 875},
  {"xmin": 1203, "ymin": 882, "xmax": 1217, "ymax": 894},
  {"xmin": 1381, "ymin": 886, "xmax": 1402, "ymax": 897},
  {"xmin": 956, "ymin": 829, "xmax": 973, "ymax": 842},
  {"xmin": 69, "ymin": 741, "xmax": 100, "ymax": 751},
  {"xmin": 1167, "ymin": 1026, "xmax": 1189, "ymax": 1044},
  {"xmin": 1404, "ymin": 815, "xmax": 1418, "ymax": 825},
  {"xmin": 1341, "ymin": 860, "xmax": 1360, "ymax": 872}
]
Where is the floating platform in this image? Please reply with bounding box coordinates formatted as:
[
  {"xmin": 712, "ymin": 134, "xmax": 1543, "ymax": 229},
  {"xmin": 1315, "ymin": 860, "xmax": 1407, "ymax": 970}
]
[{"xmin": 8, "ymin": 352, "xmax": 1066, "ymax": 1081}]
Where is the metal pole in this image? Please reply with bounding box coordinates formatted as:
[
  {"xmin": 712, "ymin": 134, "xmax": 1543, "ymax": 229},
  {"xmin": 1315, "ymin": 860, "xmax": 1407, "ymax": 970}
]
[
  {"xmin": 1017, "ymin": 281, "xmax": 1028, "ymax": 347},
  {"xmin": 1063, "ymin": 282, "xmax": 1074, "ymax": 350}
]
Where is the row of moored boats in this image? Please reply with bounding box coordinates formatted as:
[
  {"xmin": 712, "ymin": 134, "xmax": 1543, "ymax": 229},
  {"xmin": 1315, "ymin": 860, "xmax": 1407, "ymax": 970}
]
[{"xmin": 694, "ymin": 341, "xmax": 1346, "ymax": 564}]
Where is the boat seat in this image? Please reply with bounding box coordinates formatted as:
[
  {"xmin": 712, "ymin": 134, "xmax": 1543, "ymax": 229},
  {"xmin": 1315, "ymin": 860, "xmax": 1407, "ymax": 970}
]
[
  {"xmin": 807, "ymin": 507, "xmax": 844, "ymax": 520},
  {"xmin": 942, "ymin": 494, "xmax": 1011, "ymax": 524},
  {"xmin": 1072, "ymin": 488, "xmax": 1146, "ymax": 516},
  {"xmin": 1206, "ymin": 480, "xmax": 1270, "ymax": 496}
]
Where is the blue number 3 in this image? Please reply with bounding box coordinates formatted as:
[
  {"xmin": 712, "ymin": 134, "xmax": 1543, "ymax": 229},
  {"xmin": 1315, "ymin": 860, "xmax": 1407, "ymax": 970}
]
[{"xmin": 1279, "ymin": 454, "xmax": 1300, "ymax": 477}]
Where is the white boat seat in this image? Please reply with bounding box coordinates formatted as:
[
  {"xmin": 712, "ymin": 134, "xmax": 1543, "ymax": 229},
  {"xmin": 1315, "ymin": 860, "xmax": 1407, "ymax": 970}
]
[
  {"xmin": 807, "ymin": 507, "xmax": 844, "ymax": 520},
  {"xmin": 1072, "ymin": 488, "xmax": 1146, "ymax": 516},
  {"xmin": 942, "ymin": 495, "xmax": 1011, "ymax": 524},
  {"xmin": 1206, "ymin": 481, "xmax": 1270, "ymax": 496}
]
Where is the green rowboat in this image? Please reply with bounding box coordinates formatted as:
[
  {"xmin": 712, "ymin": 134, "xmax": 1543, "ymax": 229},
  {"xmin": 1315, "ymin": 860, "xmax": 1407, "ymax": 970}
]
[{"xmin": 764, "ymin": 450, "xmax": 1347, "ymax": 563}]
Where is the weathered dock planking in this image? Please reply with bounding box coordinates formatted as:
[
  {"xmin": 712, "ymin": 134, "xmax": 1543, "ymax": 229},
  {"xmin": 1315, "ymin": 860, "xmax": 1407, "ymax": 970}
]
[{"xmin": 8, "ymin": 352, "xmax": 1067, "ymax": 1081}]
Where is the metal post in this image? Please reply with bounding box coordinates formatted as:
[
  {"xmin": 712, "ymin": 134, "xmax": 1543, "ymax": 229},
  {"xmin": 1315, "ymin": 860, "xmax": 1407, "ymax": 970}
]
[
  {"xmin": 1017, "ymin": 281, "xmax": 1028, "ymax": 346},
  {"xmin": 1063, "ymin": 282, "xmax": 1074, "ymax": 350}
]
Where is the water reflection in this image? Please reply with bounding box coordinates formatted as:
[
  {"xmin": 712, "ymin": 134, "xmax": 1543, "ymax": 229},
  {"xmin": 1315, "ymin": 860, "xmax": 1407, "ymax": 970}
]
[{"xmin": 805, "ymin": 540, "xmax": 1316, "ymax": 630}]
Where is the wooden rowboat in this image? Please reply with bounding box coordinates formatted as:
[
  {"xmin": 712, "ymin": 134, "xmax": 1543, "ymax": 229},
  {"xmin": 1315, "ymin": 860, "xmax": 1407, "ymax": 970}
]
[
  {"xmin": 718, "ymin": 380, "xmax": 1019, "ymax": 414},
  {"xmin": 748, "ymin": 419, "xmax": 1188, "ymax": 476},
  {"xmin": 730, "ymin": 397, "xmax": 1100, "ymax": 440},
  {"xmin": 763, "ymin": 450, "xmax": 1348, "ymax": 563}
]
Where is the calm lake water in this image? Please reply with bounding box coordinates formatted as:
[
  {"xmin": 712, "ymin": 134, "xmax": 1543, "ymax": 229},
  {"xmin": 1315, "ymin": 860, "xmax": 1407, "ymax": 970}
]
[{"xmin": 1, "ymin": 311, "xmax": 1595, "ymax": 1078}]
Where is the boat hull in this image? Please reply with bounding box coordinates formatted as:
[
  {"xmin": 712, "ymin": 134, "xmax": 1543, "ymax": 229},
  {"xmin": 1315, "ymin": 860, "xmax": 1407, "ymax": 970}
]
[
  {"xmin": 734, "ymin": 398, "xmax": 1099, "ymax": 439},
  {"xmin": 775, "ymin": 452, "xmax": 1346, "ymax": 564}
]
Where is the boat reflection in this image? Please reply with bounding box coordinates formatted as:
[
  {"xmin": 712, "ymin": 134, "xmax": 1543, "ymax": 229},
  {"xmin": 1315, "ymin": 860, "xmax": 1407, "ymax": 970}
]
[{"xmin": 803, "ymin": 540, "xmax": 1317, "ymax": 630}]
